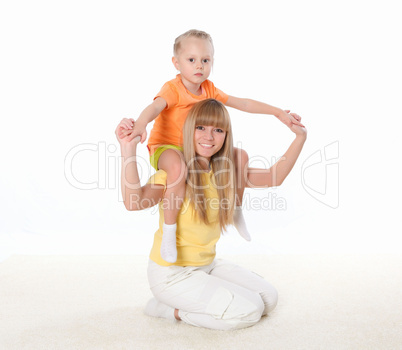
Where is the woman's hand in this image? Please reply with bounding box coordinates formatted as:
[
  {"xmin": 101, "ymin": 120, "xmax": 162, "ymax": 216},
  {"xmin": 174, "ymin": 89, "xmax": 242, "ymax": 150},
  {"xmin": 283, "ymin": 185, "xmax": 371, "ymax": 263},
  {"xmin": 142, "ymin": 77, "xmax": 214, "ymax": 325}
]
[
  {"xmin": 115, "ymin": 118, "xmax": 141, "ymax": 148},
  {"xmin": 290, "ymin": 123, "xmax": 307, "ymax": 141},
  {"xmin": 286, "ymin": 112, "xmax": 307, "ymax": 138}
]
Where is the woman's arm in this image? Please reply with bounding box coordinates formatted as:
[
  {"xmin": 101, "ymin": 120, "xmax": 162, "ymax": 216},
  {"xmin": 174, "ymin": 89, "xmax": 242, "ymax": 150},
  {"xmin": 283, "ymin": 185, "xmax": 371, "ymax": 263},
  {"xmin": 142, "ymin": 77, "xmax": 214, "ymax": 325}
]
[
  {"xmin": 116, "ymin": 119, "xmax": 165, "ymax": 210},
  {"xmin": 246, "ymin": 123, "xmax": 307, "ymax": 188}
]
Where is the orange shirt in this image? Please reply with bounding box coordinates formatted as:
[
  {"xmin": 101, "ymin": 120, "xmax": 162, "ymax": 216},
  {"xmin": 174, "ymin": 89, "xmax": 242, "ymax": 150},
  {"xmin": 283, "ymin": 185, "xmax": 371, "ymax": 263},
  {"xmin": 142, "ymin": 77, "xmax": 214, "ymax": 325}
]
[{"xmin": 147, "ymin": 74, "xmax": 229, "ymax": 154}]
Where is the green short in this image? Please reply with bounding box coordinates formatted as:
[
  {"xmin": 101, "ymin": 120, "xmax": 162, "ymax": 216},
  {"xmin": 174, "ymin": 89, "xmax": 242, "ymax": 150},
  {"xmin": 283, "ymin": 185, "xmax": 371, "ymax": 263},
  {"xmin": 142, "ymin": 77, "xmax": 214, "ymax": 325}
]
[{"xmin": 149, "ymin": 145, "xmax": 184, "ymax": 170}]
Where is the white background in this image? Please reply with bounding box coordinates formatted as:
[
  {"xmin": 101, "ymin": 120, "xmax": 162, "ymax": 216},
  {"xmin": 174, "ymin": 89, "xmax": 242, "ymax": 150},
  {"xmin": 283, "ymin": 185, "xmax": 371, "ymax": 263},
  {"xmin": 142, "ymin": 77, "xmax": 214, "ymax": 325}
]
[{"xmin": 1, "ymin": 0, "xmax": 401, "ymax": 261}]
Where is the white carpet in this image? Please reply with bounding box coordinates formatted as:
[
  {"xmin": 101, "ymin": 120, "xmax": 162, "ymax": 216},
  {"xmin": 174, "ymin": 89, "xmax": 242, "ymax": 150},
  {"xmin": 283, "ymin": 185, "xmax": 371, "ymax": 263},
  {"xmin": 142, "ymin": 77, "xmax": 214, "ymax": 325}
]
[{"xmin": 0, "ymin": 254, "xmax": 401, "ymax": 350}]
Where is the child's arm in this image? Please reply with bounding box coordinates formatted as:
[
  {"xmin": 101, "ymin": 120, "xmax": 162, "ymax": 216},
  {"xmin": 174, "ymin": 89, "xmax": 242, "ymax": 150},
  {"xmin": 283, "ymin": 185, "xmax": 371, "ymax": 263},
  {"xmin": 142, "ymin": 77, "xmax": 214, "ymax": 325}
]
[
  {"xmin": 225, "ymin": 96, "xmax": 304, "ymax": 128},
  {"xmin": 126, "ymin": 97, "xmax": 167, "ymax": 142}
]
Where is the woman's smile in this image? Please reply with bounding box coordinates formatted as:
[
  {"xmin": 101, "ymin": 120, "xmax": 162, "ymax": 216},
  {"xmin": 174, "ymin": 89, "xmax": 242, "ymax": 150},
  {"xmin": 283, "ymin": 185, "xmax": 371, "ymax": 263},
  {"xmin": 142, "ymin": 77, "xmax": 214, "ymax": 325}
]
[{"xmin": 199, "ymin": 143, "xmax": 214, "ymax": 149}]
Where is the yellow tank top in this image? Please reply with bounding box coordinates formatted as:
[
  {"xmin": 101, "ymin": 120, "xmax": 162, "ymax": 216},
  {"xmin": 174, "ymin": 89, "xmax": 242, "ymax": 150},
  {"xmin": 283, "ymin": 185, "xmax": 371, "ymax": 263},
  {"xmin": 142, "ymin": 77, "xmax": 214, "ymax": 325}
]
[{"xmin": 147, "ymin": 170, "xmax": 221, "ymax": 266}]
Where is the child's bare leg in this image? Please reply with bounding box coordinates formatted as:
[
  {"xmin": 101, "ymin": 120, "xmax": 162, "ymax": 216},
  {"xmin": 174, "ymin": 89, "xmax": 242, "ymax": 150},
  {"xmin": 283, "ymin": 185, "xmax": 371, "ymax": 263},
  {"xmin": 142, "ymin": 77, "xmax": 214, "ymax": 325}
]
[
  {"xmin": 233, "ymin": 147, "xmax": 251, "ymax": 241},
  {"xmin": 158, "ymin": 149, "xmax": 187, "ymax": 262}
]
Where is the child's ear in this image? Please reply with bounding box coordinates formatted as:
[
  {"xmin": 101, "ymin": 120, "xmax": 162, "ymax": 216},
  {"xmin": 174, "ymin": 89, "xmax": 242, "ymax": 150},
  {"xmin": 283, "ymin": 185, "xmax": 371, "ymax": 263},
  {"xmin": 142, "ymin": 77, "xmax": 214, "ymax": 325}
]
[{"xmin": 172, "ymin": 56, "xmax": 179, "ymax": 70}]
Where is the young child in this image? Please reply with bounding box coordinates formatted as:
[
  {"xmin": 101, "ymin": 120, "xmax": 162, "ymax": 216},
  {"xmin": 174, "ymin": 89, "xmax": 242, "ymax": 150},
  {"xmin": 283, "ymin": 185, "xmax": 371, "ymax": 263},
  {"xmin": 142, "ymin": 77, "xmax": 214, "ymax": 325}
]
[{"xmin": 124, "ymin": 29, "xmax": 302, "ymax": 263}]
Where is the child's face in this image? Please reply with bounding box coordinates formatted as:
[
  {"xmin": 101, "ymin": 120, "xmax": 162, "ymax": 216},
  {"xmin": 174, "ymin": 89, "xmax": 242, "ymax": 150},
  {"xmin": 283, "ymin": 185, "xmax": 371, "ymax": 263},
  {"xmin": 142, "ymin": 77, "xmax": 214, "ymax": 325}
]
[{"xmin": 172, "ymin": 37, "xmax": 214, "ymax": 87}]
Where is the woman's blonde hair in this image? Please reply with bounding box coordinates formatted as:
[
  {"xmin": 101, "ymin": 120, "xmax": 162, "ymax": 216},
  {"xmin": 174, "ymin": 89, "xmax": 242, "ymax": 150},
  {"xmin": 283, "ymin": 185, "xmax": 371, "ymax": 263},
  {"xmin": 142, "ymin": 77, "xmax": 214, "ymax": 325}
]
[
  {"xmin": 183, "ymin": 99, "xmax": 236, "ymax": 230},
  {"xmin": 173, "ymin": 29, "xmax": 214, "ymax": 56}
]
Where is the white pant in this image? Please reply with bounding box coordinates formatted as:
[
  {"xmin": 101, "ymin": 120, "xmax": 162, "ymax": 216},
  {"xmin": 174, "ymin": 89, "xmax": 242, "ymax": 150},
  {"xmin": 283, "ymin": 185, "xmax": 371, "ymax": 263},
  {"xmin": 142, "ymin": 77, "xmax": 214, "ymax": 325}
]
[{"xmin": 147, "ymin": 259, "xmax": 278, "ymax": 330}]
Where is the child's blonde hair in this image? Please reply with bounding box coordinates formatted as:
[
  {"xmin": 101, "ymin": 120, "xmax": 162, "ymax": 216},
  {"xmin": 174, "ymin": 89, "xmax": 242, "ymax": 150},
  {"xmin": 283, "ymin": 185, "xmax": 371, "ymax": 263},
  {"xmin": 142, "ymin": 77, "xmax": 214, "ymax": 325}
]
[
  {"xmin": 183, "ymin": 99, "xmax": 235, "ymax": 230},
  {"xmin": 173, "ymin": 29, "xmax": 214, "ymax": 57}
]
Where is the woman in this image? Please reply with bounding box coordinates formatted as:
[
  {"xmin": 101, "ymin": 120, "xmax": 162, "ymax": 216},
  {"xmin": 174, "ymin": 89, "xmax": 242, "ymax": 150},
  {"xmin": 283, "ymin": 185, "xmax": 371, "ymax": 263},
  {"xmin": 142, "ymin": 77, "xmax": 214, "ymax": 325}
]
[{"xmin": 115, "ymin": 99, "xmax": 307, "ymax": 330}]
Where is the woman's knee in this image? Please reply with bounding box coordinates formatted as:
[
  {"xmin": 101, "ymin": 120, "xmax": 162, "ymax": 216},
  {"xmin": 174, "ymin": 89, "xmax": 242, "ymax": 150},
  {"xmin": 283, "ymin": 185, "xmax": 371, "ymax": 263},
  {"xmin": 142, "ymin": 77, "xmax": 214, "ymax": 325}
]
[
  {"xmin": 261, "ymin": 286, "xmax": 279, "ymax": 315},
  {"xmin": 241, "ymin": 295, "xmax": 264, "ymax": 324},
  {"xmin": 207, "ymin": 287, "xmax": 264, "ymax": 330},
  {"xmin": 226, "ymin": 296, "xmax": 264, "ymax": 330}
]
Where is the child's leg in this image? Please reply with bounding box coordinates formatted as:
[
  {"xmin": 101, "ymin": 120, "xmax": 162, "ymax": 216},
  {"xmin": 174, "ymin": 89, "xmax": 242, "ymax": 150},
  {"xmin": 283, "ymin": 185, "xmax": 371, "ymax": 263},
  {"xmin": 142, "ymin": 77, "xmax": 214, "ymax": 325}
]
[
  {"xmin": 158, "ymin": 149, "xmax": 187, "ymax": 263},
  {"xmin": 233, "ymin": 147, "xmax": 251, "ymax": 241}
]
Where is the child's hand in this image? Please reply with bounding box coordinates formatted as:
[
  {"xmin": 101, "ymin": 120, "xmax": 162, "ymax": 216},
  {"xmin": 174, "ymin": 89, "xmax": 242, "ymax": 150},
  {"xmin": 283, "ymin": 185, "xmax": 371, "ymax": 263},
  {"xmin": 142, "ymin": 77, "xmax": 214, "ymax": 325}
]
[
  {"xmin": 116, "ymin": 118, "xmax": 134, "ymax": 139},
  {"xmin": 278, "ymin": 110, "xmax": 304, "ymax": 128},
  {"xmin": 126, "ymin": 122, "xmax": 147, "ymax": 143},
  {"xmin": 115, "ymin": 118, "xmax": 141, "ymax": 146}
]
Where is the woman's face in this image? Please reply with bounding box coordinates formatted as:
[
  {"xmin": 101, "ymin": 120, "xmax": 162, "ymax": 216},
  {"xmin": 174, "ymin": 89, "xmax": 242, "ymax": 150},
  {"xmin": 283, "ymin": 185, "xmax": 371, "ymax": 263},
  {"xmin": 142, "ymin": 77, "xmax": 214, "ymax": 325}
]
[{"xmin": 194, "ymin": 125, "xmax": 226, "ymax": 161}]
